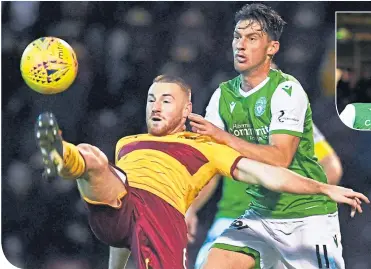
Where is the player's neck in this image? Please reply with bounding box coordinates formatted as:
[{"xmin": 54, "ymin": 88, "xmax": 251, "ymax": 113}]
[
  {"xmin": 240, "ymin": 62, "xmax": 271, "ymax": 92},
  {"xmin": 169, "ymin": 123, "xmax": 187, "ymax": 135}
]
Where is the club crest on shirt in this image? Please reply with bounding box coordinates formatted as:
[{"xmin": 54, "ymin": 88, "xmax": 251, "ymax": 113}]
[{"xmin": 254, "ymin": 97, "xmax": 267, "ymax": 117}]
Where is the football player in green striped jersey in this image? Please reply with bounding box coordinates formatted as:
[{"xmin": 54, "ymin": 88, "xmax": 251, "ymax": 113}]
[
  {"xmin": 188, "ymin": 3, "xmax": 353, "ymax": 269},
  {"xmin": 187, "ymin": 124, "xmax": 343, "ymax": 269}
]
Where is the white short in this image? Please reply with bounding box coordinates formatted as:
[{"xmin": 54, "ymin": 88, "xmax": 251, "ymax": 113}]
[
  {"xmin": 213, "ymin": 210, "xmax": 344, "ymax": 269},
  {"xmin": 195, "ymin": 218, "xmax": 234, "ymax": 269},
  {"xmin": 195, "ymin": 218, "xmax": 284, "ymax": 269}
]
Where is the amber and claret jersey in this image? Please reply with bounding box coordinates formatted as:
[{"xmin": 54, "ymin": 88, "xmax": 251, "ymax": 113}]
[{"xmin": 115, "ymin": 132, "xmax": 243, "ymax": 215}]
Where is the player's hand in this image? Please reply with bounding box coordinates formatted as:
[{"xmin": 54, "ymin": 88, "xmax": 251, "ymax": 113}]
[
  {"xmin": 323, "ymin": 185, "xmax": 370, "ymax": 217},
  {"xmin": 185, "ymin": 209, "xmax": 198, "ymax": 243},
  {"xmin": 188, "ymin": 113, "xmax": 226, "ymax": 143}
]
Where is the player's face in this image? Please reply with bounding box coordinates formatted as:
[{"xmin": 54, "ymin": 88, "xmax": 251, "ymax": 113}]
[
  {"xmin": 232, "ymin": 20, "xmax": 278, "ymax": 74},
  {"xmin": 146, "ymin": 82, "xmax": 191, "ymax": 136}
]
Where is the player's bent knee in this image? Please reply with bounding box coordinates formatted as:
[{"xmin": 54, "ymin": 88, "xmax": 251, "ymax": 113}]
[
  {"xmin": 202, "ymin": 248, "xmax": 256, "ymax": 269},
  {"xmin": 77, "ymin": 143, "xmax": 108, "ymax": 171}
]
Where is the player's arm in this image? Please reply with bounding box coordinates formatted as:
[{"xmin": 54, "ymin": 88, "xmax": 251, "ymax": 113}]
[
  {"xmin": 313, "ymin": 124, "xmax": 343, "ymax": 185},
  {"xmin": 339, "ymin": 104, "xmax": 356, "ymax": 128},
  {"xmin": 232, "ymin": 158, "xmax": 369, "ymax": 215},
  {"xmin": 320, "ymin": 153, "xmax": 343, "ymax": 185},
  {"xmin": 224, "ymin": 133, "xmax": 299, "ymax": 167},
  {"xmin": 208, "ymin": 143, "xmax": 368, "ymax": 216},
  {"xmin": 109, "ymin": 247, "xmax": 131, "ymax": 269},
  {"xmin": 315, "ymin": 140, "xmax": 343, "ymax": 185},
  {"xmin": 190, "ymin": 114, "xmax": 299, "ymax": 167},
  {"xmin": 185, "ymin": 175, "xmax": 221, "ymax": 243},
  {"xmin": 187, "ymin": 175, "xmax": 221, "ymax": 214},
  {"xmin": 233, "ymin": 158, "xmax": 326, "ymax": 194},
  {"xmin": 189, "ymin": 82, "xmax": 307, "ymax": 168}
]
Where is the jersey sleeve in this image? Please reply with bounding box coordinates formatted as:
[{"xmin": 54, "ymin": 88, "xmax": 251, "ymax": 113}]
[
  {"xmin": 339, "ymin": 104, "xmax": 355, "ymax": 129},
  {"xmin": 115, "ymin": 139, "xmax": 124, "ymax": 164},
  {"xmin": 201, "ymin": 140, "xmax": 243, "ymax": 179},
  {"xmin": 269, "ymin": 81, "xmax": 309, "ymax": 137},
  {"xmin": 204, "ymin": 88, "xmax": 226, "ymax": 130},
  {"xmin": 115, "ymin": 136, "xmax": 132, "ymax": 164}
]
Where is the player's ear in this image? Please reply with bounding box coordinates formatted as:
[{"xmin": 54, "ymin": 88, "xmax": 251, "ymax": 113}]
[
  {"xmin": 267, "ymin": 41, "xmax": 279, "ymax": 57},
  {"xmin": 183, "ymin": 101, "xmax": 192, "ymax": 118}
]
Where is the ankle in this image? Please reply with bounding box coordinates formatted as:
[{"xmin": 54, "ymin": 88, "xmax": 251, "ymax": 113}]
[{"xmin": 60, "ymin": 141, "xmax": 86, "ymax": 179}]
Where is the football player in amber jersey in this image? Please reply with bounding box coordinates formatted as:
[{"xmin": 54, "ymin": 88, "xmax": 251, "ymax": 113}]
[{"xmin": 35, "ymin": 75, "xmax": 368, "ymax": 269}]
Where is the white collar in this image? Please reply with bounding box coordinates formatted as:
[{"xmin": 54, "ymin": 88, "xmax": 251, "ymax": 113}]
[{"xmin": 239, "ymin": 77, "xmax": 270, "ymax": 98}]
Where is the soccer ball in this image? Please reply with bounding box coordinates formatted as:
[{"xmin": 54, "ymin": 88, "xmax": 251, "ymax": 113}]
[{"xmin": 20, "ymin": 37, "xmax": 78, "ymax": 94}]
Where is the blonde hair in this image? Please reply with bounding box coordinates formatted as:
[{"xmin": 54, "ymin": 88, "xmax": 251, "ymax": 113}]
[{"xmin": 153, "ymin": 74, "xmax": 192, "ymax": 101}]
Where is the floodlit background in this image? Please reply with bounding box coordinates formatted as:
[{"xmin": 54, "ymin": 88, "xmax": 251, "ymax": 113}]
[{"xmin": 2, "ymin": 2, "xmax": 371, "ymax": 269}]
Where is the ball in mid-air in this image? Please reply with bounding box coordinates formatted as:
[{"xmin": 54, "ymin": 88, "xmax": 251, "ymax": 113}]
[{"xmin": 20, "ymin": 37, "xmax": 78, "ymax": 94}]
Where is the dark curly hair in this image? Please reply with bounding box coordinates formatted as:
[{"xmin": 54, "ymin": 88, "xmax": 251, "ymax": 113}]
[{"xmin": 235, "ymin": 3, "xmax": 286, "ymax": 41}]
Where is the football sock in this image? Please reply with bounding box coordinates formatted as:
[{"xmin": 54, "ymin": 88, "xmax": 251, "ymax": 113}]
[{"xmin": 60, "ymin": 141, "xmax": 86, "ymax": 179}]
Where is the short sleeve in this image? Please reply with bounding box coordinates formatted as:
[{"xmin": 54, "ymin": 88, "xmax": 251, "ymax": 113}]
[
  {"xmin": 115, "ymin": 141, "xmax": 122, "ymax": 164},
  {"xmin": 312, "ymin": 124, "xmax": 325, "ymax": 143},
  {"xmin": 115, "ymin": 136, "xmax": 133, "ymax": 164},
  {"xmin": 202, "ymin": 140, "xmax": 243, "ymax": 178},
  {"xmin": 205, "ymin": 88, "xmax": 225, "ymax": 130},
  {"xmin": 269, "ymin": 81, "xmax": 309, "ymax": 137},
  {"xmin": 339, "ymin": 104, "xmax": 355, "ymax": 128}
]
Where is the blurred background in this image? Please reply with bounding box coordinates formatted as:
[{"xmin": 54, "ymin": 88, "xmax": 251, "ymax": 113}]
[
  {"xmin": 336, "ymin": 12, "xmax": 371, "ymax": 112},
  {"xmin": 2, "ymin": 2, "xmax": 371, "ymax": 269}
]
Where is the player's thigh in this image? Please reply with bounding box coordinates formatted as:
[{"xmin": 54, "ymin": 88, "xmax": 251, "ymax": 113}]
[
  {"xmin": 276, "ymin": 212, "xmax": 344, "ymax": 269},
  {"xmin": 130, "ymin": 188, "xmax": 189, "ymax": 269},
  {"xmin": 195, "ymin": 218, "xmax": 235, "ymax": 269},
  {"xmin": 206, "ymin": 215, "xmax": 280, "ymax": 269},
  {"xmin": 80, "ymin": 165, "xmax": 132, "ymax": 246},
  {"xmin": 77, "ymin": 144, "xmax": 127, "ymax": 204},
  {"xmin": 202, "ymin": 247, "xmax": 256, "ymax": 269},
  {"xmin": 132, "ymin": 230, "xmax": 188, "ymax": 269},
  {"xmin": 84, "ymin": 194, "xmax": 133, "ymax": 247}
]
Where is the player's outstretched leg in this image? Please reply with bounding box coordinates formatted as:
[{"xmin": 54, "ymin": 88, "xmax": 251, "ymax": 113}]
[
  {"xmin": 35, "ymin": 112, "xmax": 126, "ymax": 207},
  {"xmin": 35, "ymin": 112, "xmax": 131, "ymax": 247}
]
